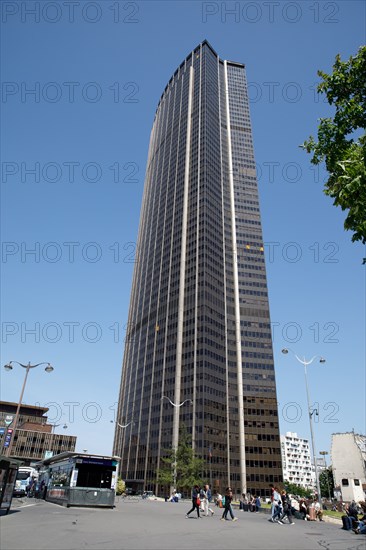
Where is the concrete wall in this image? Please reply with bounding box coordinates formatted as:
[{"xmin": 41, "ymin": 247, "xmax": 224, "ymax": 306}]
[{"xmin": 331, "ymin": 433, "xmax": 366, "ymax": 502}]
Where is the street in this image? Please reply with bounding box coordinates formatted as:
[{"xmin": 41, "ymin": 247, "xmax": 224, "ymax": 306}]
[{"xmin": 1, "ymin": 498, "xmax": 364, "ymax": 550}]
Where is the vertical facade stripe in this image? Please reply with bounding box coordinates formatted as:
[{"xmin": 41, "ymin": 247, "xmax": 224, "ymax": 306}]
[
  {"xmin": 156, "ymin": 79, "xmax": 182, "ymax": 492},
  {"xmin": 224, "ymin": 60, "xmax": 247, "ymax": 494},
  {"xmin": 172, "ymin": 65, "xmax": 194, "ymax": 453},
  {"xmin": 218, "ymin": 58, "xmax": 231, "ymax": 488},
  {"xmin": 192, "ymin": 47, "xmax": 202, "ymax": 451}
]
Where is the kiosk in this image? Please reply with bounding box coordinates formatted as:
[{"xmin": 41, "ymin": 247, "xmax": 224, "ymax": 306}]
[{"xmin": 38, "ymin": 452, "xmax": 119, "ymax": 508}]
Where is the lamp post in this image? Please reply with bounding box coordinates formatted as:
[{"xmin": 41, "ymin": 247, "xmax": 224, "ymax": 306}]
[
  {"xmin": 161, "ymin": 396, "xmax": 193, "ymax": 491},
  {"xmin": 319, "ymin": 450, "xmax": 332, "ymax": 499},
  {"xmin": 282, "ymin": 348, "xmax": 325, "ymax": 503},
  {"xmin": 3, "ymin": 361, "xmax": 54, "ymax": 457}
]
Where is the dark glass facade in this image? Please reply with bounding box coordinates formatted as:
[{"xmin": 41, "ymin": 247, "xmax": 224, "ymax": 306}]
[{"xmin": 114, "ymin": 41, "xmax": 283, "ymax": 497}]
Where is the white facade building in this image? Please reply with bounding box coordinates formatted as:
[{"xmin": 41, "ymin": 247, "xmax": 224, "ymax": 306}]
[
  {"xmin": 331, "ymin": 432, "xmax": 366, "ymax": 502},
  {"xmin": 281, "ymin": 432, "xmax": 315, "ymax": 489}
]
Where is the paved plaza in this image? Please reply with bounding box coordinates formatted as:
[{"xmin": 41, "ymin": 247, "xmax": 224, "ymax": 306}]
[{"xmin": 1, "ymin": 498, "xmax": 364, "ymax": 550}]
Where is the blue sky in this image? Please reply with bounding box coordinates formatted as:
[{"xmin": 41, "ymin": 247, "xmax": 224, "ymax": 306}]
[{"xmin": 1, "ymin": 1, "xmax": 365, "ymax": 462}]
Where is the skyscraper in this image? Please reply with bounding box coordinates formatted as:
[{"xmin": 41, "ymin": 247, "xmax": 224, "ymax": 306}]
[{"xmin": 114, "ymin": 40, "xmax": 283, "ymax": 497}]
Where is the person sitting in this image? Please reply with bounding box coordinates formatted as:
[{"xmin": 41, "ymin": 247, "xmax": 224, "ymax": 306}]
[
  {"xmin": 352, "ymin": 502, "xmax": 366, "ymax": 534},
  {"xmin": 299, "ymin": 499, "xmax": 307, "ymax": 520},
  {"xmin": 348, "ymin": 500, "xmax": 359, "ymax": 521},
  {"xmin": 314, "ymin": 500, "xmax": 323, "ymax": 521}
]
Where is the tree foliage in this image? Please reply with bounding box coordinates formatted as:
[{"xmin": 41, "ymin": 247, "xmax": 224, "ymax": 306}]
[
  {"xmin": 116, "ymin": 477, "xmax": 126, "ymax": 495},
  {"xmin": 156, "ymin": 425, "xmax": 205, "ymax": 492},
  {"xmin": 284, "ymin": 482, "xmax": 313, "ymax": 498},
  {"xmin": 302, "ymin": 46, "xmax": 366, "ymax": 261},
  {"xmin": 319, "ymin": 467, "xmax": 334, "ymax": 499}
]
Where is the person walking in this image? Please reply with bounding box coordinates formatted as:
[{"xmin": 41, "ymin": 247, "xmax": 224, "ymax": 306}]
[
  {"xmin": 280, "ymin": 490, "xmax": 295, "ymax": 524},
  {"xmin": 203, "ymin": 484, "xmax": 214, "ymax": 516},
  {"xmin": 186, "ymin": 485, "xmax": 201, "ymax": 519},
  {"xmin": 221, "ymin": 487, "xmax": 237, "ymax": 521},
  {"xmin": 269, "ymin": 486, "xmax": 282, "ymax": 523},
  {"xmin": 255, "ymin": 495, "xmax": 261, "ymax": 513}
]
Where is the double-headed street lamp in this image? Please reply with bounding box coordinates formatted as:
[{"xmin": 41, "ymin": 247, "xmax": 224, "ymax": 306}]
[
  {"xmin": 113, "ymin": 420, "xmax": 135, "ymax": 429},
  {"xmin": 3, "ymin": 361, "xmax": 54, "ymax": 457},
  {"xmin": 161, "ymin": 396, "xmax": 193, "ymax": 408},
  {"xmin": 282, "ymin": 348, "xmax": 325, "ymax": 503}
]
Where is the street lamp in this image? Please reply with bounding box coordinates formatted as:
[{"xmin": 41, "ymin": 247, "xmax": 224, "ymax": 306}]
[
  {"xmin": 111, "ymin": 419, "xmax": 135, "ymax": 429},
  {"xmin": 161, "ymin": 396, "xmax": 193, "ymax": 408},
  {"xmin": 319, "ymin": 450, "xmax": 332, "ymax": 499},
  {"xmin": 161, "ymin": 396, "xmax": 193, "ymax": 491},
  {"xmin": 3, "ymin": 361, "xmax": 54, "ymax": 457},
  {"xmin": 281, "ymin": 348, "xmax": 325, "ymax": 503}
]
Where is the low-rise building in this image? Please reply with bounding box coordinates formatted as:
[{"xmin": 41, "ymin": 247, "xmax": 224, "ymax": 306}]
[
  {"xmin": 331, "ymin": 432, "xmax": 366, "ymax": 502},
  {"xmin": 281, "ymin": 431, "xmax": 315, "ymax": 489},
  {"xmin": 0, "ymin": 401, "xmax": 76, "ymax": 464}
]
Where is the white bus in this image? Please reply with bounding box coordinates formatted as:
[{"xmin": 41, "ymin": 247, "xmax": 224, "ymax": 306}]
[{"xmin": 13, "ymin": 466, "xmax": 38, "ymax": 497}]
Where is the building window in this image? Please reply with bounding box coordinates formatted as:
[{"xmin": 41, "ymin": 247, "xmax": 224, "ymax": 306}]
[
  {"xmin": 341, "ymin": 478, "xmax": 349, "ymax": 486},
  {"xmin": 354, "ymin": 479, "xmax": 360, "ymax": 486}
]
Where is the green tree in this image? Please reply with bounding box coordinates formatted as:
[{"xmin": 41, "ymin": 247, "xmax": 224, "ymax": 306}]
[
  {"xmin": 156, "ymin": 451, "xmax": 175, "ymax": 490},
  {"xmin": 284, "ymin": 482, "xmax": 313, "ymax": 498},
  {"xmin": 156, "ymin": 425, "xmax": 205, "ymax": 493},
  {"xmin": 302, "ymin": 46, "xmax": 366, "ymax": 262},
  {"xmin": 319, "ymin": 467, "xmax": 334, "ymax": 499},
  {"xmin": 116, "ymin": 477, "xmax": 126, "ymax": 495}
]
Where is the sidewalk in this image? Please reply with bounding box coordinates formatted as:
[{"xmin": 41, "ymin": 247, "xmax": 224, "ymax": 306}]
[{"xmin": 234, "ymin": 503, "xmax": 342, "ymax": 527}]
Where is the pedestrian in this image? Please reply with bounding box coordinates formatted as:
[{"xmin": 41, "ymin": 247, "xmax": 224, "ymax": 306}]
[
  {"xmin": 290, "ymin": 495, "xmax": 300, "ymax": 518},
  {"xmin": 186, "ymin": 485, "xmax": 201, "ymax": 519},
  {"xmin": 269, "ymin": 486, "xmax": 282, "ymax": 523},
  {"xmin": 39, "ymin": 480, "xmax": 46, "ymax": 499},
  {"xmin": 221, "ymin": 487, "xmax": 237, "ymax": 521},
  {"xmin": 203, "ymin": 484, "xmax": 214, "ymax": 516},
  {"xmin": 280, "ymin": 490, "xmax": 295, "ymax": 524},
  {"xmin": 255, "ymin": 495, "xmax": 261, "ymax": 513},
  {"xmin": 27, "ymin": 476, "xmax": 36, "ymax": 498}
]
